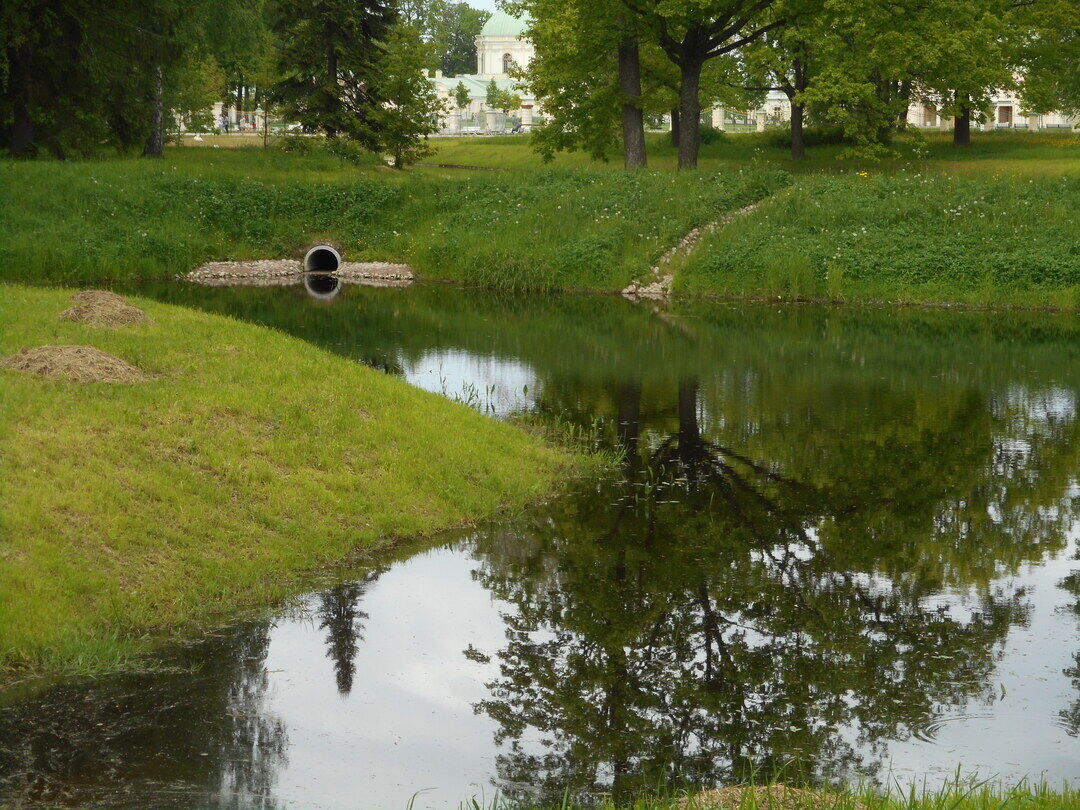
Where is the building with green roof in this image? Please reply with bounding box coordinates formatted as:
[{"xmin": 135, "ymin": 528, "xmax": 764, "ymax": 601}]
[{"xmin": 427, "ymin": 10, "xmax": 538, "ymax": 134}]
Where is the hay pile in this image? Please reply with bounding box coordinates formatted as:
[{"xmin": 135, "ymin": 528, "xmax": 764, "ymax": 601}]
[
  {"xmin": 684, "ymin": 786, "xmax": 861, "ymax": 810},
  {"xmin": 1, "ymin": 345, "xmax": 152, "ymax": 383},
  {"xmin": 60, "ymin": 290, "xmax": 152, "ymax": 328}
]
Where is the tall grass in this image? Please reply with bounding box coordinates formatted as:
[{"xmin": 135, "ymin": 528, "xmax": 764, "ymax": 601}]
[
  {"xmin": 0, "ymin": 149, "xmax": 788, "ymax": 291},
  {"xmin": 678, "ymin": 172, "xmax": 1080, "ymax": 308},
  {"xmin": 453, "ymin": 776, "xmax": 1080, "ymax": 810}
]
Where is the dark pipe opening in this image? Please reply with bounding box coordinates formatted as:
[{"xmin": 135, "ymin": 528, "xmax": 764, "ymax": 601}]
[
  {"xmin": 304, "ymin": 273, "xmax": 342, "ymax": 300},
  {"xmin": 304, "ymin": 245, "xmax": 341, "ymax": 273}
]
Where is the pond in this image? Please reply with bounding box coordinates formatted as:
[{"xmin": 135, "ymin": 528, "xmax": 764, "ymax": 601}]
[{"xmin": 2, "ymin": 281, "xmax": 1080, "ymax": 809}]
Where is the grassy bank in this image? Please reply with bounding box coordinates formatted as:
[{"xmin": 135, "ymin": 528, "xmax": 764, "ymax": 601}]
[
  {"xmin": 0, "ymin": 150, "xmax": 785, "ymax": 292},
  {"xmin": 678, "ymin": 172, "xmax": 1080, "ymax": 308},
  {"xmin": 0, "ymin": 284, "xmax": 575, "ymax": 679},
  {"xmin": 2, "ymin": 130, "xmax": 1077, "ymax": 303}
]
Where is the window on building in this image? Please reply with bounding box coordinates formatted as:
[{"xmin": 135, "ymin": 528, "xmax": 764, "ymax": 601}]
[{"xmin": 502, "ymin": 53, "xmax": 514, "ymax": 74}]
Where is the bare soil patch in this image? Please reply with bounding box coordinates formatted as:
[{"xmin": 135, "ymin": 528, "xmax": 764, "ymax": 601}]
[
  {"xmin": 60, "ymin": 290, "xmax": 152, "ymax": 328},
  {"xmin": 2, "ymin": 345, "xmax": 152, "ymax": 383},
  {"xmin": 684, "ymin": 786, "xmax": 863, "ymax": 810}
]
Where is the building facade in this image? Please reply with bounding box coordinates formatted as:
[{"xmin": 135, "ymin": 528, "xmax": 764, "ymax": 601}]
[{"xmin": 428, "ymin": 10, "xmax": 539, "ymax": 133}]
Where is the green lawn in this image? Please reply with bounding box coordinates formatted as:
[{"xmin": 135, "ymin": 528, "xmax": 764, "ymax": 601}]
[
  {"xmin": 0, "ymin": 285, "xmax": 577, "ymax": 680},
  {"xmin": 430, "ymin": 129, "xmax": 1080, "ymax": 175}
]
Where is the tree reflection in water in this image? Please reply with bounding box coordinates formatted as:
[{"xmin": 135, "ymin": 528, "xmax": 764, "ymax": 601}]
[
  {"xmin": 466, "ymin": 372, "xmax": 1079, "ymax": 806},
  {"xmin": 317, "ymin": 569, "xmax": 384, "ymax": 695},
  {"xmin": 0, "ymin": 623, "xmax": 288, "ymax": 808}
]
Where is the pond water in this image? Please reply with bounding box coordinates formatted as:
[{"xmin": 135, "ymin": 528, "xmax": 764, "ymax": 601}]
[{"xmin": 3, "ymin": 282, "xmax": 1080, "ymax": 809}]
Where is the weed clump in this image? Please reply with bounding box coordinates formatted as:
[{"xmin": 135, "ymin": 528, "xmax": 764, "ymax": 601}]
[
  {"xmin": 1, "ymin": 345, "xmax": 152, "ymax": 383},
  {"xmin": 60, "ymin": 290, "xmax": 152, "ymax": 328}
]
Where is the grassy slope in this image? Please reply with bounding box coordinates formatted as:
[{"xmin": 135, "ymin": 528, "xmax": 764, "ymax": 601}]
[
  {"xmin": 0, "ymin": 148, "xmax": 787, "ymax": 292},
  {"xmin": 2, "ymin": 129, "xmax": 1077, "ymax": 301},
  {"xmin": 432, "ymin": 131, "xmax": 1080, "ymax": 306},
  {"xmin": 677, "ymin": 172, "xmax": 1080, "ymax": 308},
  {"xmin": 0, "ymin": 285, "xmax": 573, "ymax": 678}
]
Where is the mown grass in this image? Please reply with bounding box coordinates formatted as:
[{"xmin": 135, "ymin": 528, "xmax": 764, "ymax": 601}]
[
  {"xmin": 430, "ymin": 130, "xmax": 1080, "ymax": 176},
  {"xmin": 0, "ymin": 284, "xmax": 576, "ymax": 679},
  {"xmin": 677, "ymin": 172, "xmax": 1080, "ymax": 308}
]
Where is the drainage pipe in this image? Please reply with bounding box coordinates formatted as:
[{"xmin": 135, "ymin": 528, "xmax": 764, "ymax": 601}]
[{"xmin": 304, "ymin": 245, "xmax": 341, "ymax": 273}]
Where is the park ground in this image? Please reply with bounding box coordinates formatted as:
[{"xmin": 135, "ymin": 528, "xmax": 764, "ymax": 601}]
[
  {"xmin": 2, "ymin": 129, "xmax": 1077, "ymax": 309},
  {"xmin": 0, "ymin": 285, "xmax": 579, "ymax": 681},
  {"xmin": 0, "ymin": 129, "xmax": 1076, "ymax": 677}
]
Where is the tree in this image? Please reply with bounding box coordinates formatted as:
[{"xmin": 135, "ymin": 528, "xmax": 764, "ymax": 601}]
[
  {"xmin": 619, "ymin": 0, "xmax": 786, "ymax": 169},
  {"xmin": 1015, "ymin": 0, "xmax": 1080, "ymax": 117},
  {"xmin": 370, "ymin": 20, "xmax": 445, "ymax": 166},
  {"xmin": 398, "ymin": 0, "xmax": 490, "ymax": 75},
  {"xmin": 267, "ymin": 0, "xmax": 394, "ymax": 141},
  {"xmin": 512, "ymin": 0, "xmax": 653, "ymax": 167},
  {"xmin": 742, "ymin": 0, "xmax": 828, "ymax": 159},
  {"xmin": 452, "ymin": 81, "xmax": 471, "ymax": 112}
]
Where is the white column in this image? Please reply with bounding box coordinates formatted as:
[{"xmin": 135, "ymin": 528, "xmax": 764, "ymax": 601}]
[{"xmin": 756, "ymin": 112, "xmax": 767, "ymax": 132}]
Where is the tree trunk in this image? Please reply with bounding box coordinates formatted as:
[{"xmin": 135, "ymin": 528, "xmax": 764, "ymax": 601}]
[
  {"xmin": 953, "ymin": 95, "xmax": 972, "ymax": 146},
  {"xmin": 677, "ymin": 59, "xmax": 702, "ymax": 170},
  {"xmin": 790, "ymin": 102, "xmax": 805, "ymax": 160},
  {"xmin": 144, "ymin": 64, "xmax": 165, "ymax": 158},
  {"xmin": 618, "ymin": 38, "xmax": 647, "ymax": 169},
  {"xmin": 325, "ymin": 24, "xmax": 339, "ymax": 137},
  {"xmin": 669, "ymin": 107, "xmax": 680, "ymax": 148}
]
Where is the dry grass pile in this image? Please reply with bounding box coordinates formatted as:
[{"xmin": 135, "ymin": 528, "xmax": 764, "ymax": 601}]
[
  {"xmin": 59, "ymin": 290, "xmax": 152, "ymax": 328},
  {"xmin": 1, "ymin": 345, "xmax": 152, "ymax": 383},
  {"xmin": 684, "ymin": 786, "xmax": 863, "ymax": 810}
]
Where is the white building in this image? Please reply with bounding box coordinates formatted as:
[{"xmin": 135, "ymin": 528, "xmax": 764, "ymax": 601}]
[
  {"xmin": 428, "ymin": 10, "xmax": 539, "ymax": 134},
  {"xmin": 431, "ymin": 9, "xmax": 1076, "ymax": 136}
]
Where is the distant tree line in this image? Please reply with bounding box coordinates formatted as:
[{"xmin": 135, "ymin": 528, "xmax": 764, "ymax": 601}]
[
  {"xmin": 0, "ymin": 0, "xmax": 488, "ymax": 163},
  {"xmin": 511, "ymin": 0, "xmax": 1080, "ymax": 167}
]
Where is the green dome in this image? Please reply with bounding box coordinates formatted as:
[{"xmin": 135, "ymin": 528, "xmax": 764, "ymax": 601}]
[{"xmin": 479, "ymin": 10, "xmax": 530, "ymax": 37}]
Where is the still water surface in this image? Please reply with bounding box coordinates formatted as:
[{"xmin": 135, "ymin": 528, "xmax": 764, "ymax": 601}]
[{"xmin": 2, "ymin": 281, "xmax": 1080, "ymax": 809}]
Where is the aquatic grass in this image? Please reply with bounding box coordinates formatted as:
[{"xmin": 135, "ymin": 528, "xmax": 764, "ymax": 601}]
[
  {"xmin": 456, "ymin": 776, "xmax": 1080, "ymax": 810},
  {"xmin": 0, "ymin": 284, "xmax": 579, "ymax": 680}
]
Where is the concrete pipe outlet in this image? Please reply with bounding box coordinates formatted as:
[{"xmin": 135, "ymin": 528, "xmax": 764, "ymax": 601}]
[{"xmin": 304, "ymin": 245, "xmax": 341, "ymax": 273}]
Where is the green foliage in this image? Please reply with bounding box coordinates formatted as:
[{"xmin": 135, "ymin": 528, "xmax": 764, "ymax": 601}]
[
  {"xmin": 398, "ymin": 0, "xmax": 490, "ymax": 75},
  {"xmin": 369, "ymin": 21, "xmax": 445, "ymax": 167},
  {"xmin": 266, "ymin": 0, "xmax": 394, "ymax": 141},
  {"xmin": 453, "ymin": 81, "xmax": 472, "ymax": 110}
]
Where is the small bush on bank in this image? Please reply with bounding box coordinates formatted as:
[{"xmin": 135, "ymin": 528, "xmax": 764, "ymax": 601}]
[{"xmin": 766, "ymin": 124, "xmax": 851, "ymax": 149}]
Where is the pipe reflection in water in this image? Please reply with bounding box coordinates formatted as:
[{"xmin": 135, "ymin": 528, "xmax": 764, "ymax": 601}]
[{"xmin": 303, "ymin": 272, "xmax": 342, "ymax": 300}]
